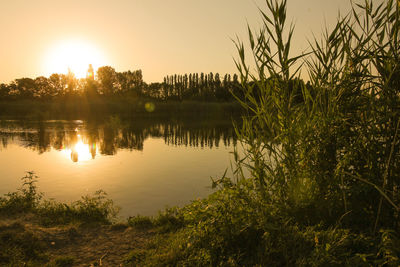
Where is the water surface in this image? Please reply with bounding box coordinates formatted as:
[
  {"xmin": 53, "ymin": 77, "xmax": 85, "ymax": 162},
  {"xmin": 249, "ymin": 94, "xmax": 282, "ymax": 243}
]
[{"xmin": 0, "ymin": 118, "xmax": 239, "ymax": 217}]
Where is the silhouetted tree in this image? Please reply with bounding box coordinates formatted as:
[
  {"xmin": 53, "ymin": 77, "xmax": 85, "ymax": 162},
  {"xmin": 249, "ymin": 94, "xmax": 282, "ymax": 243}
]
[
  {"xmin": 34, "ymin": 76, "xmax": 51, "ymax": 99},
  {"xmin": 65, "ymin": 69, "xmax": 77, "ymax": 96},
  {"xmin": 15, "ymin": 78, "xmax": 36, "ymax": 98},
  {"xmin": 97, "ymin": 66, "xmax": 117, "ymax": 96},
  {"xmin": 0, "ymin": 83, "xmax": 10, "ymax": 100},
  {"xmin": 49, "ymin": 73, "xmax": 67, "ymax": 97}
]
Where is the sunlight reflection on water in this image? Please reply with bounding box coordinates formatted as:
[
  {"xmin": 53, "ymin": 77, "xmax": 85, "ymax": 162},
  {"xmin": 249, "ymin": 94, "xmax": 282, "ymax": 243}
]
[
  {"xmin": 0, "ymin": 119, "xmax": 245, "ymax": 217},
  {"xmin": 61, "ymin": 133, "xmax": 97, "ymax": 163}
]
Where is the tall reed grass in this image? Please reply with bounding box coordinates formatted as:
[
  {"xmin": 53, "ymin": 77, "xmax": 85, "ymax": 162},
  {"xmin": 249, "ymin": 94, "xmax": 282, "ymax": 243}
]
[
  {"xmin": 233, "ymin": 0, "xmax": 400, "ymax": 232},
  {"xmin": 127, "ymin": 1, "xmax": 400, "ymax": 265}
]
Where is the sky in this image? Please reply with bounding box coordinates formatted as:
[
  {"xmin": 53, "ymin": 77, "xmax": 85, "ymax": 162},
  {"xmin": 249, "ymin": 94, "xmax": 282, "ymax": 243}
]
[{"xmin": 0, "ymin": 0, "xmax": 353, "ymax": 83}]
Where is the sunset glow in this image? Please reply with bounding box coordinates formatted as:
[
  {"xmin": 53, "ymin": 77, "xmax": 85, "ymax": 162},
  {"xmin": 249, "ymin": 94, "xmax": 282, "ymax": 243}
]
[{"xmin": 44, "ymin": 40, "xmax": 107, "ymax": 78}]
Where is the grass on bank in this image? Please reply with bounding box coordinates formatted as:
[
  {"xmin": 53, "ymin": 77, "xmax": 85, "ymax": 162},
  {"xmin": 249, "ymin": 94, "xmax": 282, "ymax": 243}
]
[
  {"xmin": 1, "ymin": 172, "xmax": 399, "ymax": 266},
  {"xmin": 0, "ymin": 98, "xmax": 242, "ymax": 120},
  {"xmin": 0, "ymin": 172, "xmax": 121, "ymax": 266},
  {"xmin": 124, "ymin": 179, "xmax": 400, "ymax": 266},
  {"xmin": 0, "ymin": 172, "xmax": 119, "ymax": 227}
]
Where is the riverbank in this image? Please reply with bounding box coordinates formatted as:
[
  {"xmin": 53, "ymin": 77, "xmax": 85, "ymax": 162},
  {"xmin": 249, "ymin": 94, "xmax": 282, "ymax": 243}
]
[
  {"xmin": 0, "ymin": 99, "xmax": 243, "ymax": 120},
  {"xmin": 0, "ymin": 172, "xmax": 157, "ymax": 266},
  {"xmin": 2, "ymin": 172, "xmax": 399, "ymax": 266}
]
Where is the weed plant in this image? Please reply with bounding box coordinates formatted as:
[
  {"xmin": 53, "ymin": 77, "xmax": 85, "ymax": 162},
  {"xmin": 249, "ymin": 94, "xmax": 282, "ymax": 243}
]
[
  {"xmin": 0, "ymin": 172, "xmax": 118, "ymax": 226},
  {"xmin": 0, "ymin": 171, "xmax": 42, "ymax": 214}
]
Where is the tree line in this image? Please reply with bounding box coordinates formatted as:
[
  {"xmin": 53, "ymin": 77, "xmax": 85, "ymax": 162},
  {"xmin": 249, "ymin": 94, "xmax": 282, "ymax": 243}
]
[
  {"xmin": 0, "ymin": 65, "xmax": 243, "ymax": 102},
  {"xmin": 160, "ymin": 73, "xmax": 240, "ymax": 101}
]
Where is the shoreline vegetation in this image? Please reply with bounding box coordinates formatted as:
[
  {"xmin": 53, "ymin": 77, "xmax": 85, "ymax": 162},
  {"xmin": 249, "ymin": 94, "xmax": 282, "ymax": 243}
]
[
  {"xmin": 1, "ymin": 0, "xmax": 400, "ymax": 266},
  {"xmin": 0, "ymin": 172, "xmax": 153, "ymax": 266},
  {"xmin": 0, "ymin": 99, "xmax": 243, "ymax": 120},
  {"xmin": 0, "ymin": 168, "xmax": 398, "ymax": 266}
]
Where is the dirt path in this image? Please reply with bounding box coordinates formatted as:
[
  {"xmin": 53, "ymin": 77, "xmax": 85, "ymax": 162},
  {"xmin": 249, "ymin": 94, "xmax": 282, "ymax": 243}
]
[{"xmin": 1, "ymin": 218, "xmax": 154, "ymax": 266}]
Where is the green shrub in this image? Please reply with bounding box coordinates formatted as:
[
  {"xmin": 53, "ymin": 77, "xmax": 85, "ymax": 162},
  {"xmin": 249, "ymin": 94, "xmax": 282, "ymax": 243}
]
[
  {"xmin": 36, "ymin": 190, "xmax": 119, "ymax": 225},
  {"xmin": 132, "ymin": 179, "xmax": 394, "ymax": 266},
  {"xmin": 153, "ymin": 207, "xmax": 185, "ymax": 232},
  {"xmin": 72, "ymin": 189, "xmax": 119, "ymax": 224},
  {"xmin": 127, "ymin": 207, "xmax": 185, "ymax": 232},
  {"xmin": 128, "ymin": 215, "xmax": 154, "ymax": 230},
  {"xmin": 0, "ymin": 172, "xmax": 119, "ymax": 226},
  {"xmin": 0, "ymin": 171, "xmax": 42, "ymax": 215}
]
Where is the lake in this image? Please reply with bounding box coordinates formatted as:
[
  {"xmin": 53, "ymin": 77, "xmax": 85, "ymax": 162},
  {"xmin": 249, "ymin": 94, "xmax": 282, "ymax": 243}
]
[{"xmin": 0, "ymin": 117, "xmax": 241, "ymax": 218}]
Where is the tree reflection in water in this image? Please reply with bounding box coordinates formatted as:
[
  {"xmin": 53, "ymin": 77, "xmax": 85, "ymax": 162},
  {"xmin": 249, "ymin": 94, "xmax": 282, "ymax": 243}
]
[{"xmin": 0, "ymin": 117, "xmax": 238, "ymax": 162}]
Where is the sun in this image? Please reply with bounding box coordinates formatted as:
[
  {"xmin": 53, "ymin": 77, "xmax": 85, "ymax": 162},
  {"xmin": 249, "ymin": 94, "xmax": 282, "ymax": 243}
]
[{"xmin": 44, "ymin": 39, "xmax": 107, "ymax": 78}]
